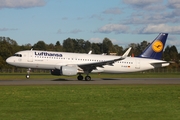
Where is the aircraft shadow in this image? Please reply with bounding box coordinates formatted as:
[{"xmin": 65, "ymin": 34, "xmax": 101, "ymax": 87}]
[
  {"xmin": 102, "ymin": 78, "xmax": 121, "ymax": 80},
  {"xmin": 52, "ymin": 78, "xmax": 73, "ymax": 81},
  {"xmin": 52, "ymin": 78, "xmax": 95, "ymax": 81}
]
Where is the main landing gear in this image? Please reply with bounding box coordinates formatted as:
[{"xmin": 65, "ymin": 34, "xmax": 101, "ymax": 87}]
[
  {"xmin": 26, "ymin": 68, "xmax": 31, "ymax": 79},
  {"xmin": 77, "ymin": 74, "xmax": 91, "ymax": 81}
]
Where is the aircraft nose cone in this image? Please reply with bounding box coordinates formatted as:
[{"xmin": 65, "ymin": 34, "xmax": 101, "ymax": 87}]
[
  {"xmin": 6, "ymin": 57, "xmax": 13, "ymax": 64},
  {"xmin": 6, "ymin": 58, "xmax": 9, "ymax": 63}
]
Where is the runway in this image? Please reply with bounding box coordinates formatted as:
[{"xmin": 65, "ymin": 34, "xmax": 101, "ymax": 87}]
[{"xmin": 0, "ymin": 78, "xmax": 180, "ymax": 85}]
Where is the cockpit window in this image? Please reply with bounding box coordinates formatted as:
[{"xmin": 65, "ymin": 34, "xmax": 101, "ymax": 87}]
[{"xmin": 14, "ymin": 54, "xmax": 22, "ymax": 57}]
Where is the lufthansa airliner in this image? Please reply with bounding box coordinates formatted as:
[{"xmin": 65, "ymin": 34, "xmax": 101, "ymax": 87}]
[{"xmin": 6, "ymin": 33, "xmax": 169, "ymax": 80}]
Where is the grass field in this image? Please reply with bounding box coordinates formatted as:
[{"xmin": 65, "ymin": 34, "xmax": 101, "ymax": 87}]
[
  {"xmin": 0, "ymin": 72, "xmax": 180, "ymax": 80},
  {"xmin": 0, "ymin": 85, "xmax": 180, "ymax": 120},
  {"xmin": 0, "ymin": 73, "xmax": 180, "ymax": 119}
]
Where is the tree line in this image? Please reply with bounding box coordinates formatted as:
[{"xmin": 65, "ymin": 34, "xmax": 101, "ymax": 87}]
[{"xmin": 0, "ymin": 36, "xmax": 179, "ymax": 69}]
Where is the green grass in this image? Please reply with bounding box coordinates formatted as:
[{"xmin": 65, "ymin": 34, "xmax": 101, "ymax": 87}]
[
  {"xmin": 0, "ymin": 72, "xmax": 180, "ymax": 80},
  {"xmin": 0, "ymin": 85, "xmax": 180, "ymax": 120}
]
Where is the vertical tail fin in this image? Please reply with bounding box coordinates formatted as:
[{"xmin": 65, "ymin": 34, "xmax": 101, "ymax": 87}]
[{"xmin": 138, "ymin": 33, "xmax": 168, "ymax": 60}]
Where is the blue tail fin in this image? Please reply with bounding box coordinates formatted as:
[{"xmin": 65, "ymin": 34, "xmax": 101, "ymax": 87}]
[{"xmin": 138, "ymin": 33, "xmax": 168, "ymax": 60}]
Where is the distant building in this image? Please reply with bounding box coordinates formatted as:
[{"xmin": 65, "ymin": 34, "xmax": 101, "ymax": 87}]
[{"xmin": 109, "ymin": 53, "xmax": 117, "ymax": 56}]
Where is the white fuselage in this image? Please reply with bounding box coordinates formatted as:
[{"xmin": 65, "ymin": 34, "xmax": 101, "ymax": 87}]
[{"xmin": 6, "ymin": 50, "xmax": 169, "ymax": 74}]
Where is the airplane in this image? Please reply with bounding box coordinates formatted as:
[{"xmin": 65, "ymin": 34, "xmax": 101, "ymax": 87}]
[{"xmin": 6, "ymin": 33, "xmax": 169, "ymax": 81}]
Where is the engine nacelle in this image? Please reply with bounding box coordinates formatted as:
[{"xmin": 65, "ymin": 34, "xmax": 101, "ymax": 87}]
[
  {"xmin": 51, "ymin": 66, "xmax": 77, "ymax": 76},
  {"xmin": 61, "ymin": 66, "xmax": 77, "ymax": 76}
]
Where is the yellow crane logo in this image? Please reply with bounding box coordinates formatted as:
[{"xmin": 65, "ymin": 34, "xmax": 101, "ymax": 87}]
[{"xmin": 152, "ymin": 40, "xmax": 163, "ymax": 52}]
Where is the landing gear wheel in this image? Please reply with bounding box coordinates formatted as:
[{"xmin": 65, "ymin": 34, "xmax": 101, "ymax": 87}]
[
  {"xmin": 85, "ymin": 76, "xmax": 91, "ymax": 81},
  {"xmin": 77, "ymin": 75, "xmax": 83, "ymax": 80},
  {"xmin": 26, "ymin": 74, "xmax": 30, "ymax": 79}
]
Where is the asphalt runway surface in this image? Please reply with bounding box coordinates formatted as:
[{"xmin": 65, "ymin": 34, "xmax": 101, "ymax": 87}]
[{"xmin": 0, "ymin": 78, "xmax": 180, "ymax": 85}]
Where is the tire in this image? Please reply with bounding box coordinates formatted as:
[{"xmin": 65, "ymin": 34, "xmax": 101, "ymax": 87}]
[
  {"xmin": 26, "ymin": 74, "xmax": 30, "ymax": 79},
  {"xmin": 77, "ymin": 75, "xmax": 83, "ymax": 80},
  {"xmin": 85, "ymin": 76, "xmax": 91, "ymax": 81}
]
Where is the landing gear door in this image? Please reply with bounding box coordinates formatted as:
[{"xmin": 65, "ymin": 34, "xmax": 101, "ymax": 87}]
[{"xmin": 28, "ymin": 51, "xmax": 33, "ymax": 62}]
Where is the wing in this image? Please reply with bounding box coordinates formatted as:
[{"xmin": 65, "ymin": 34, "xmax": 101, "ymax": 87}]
[{"xmin": 77, "ymin": 47, "xmax": 132, "ymax": 73}]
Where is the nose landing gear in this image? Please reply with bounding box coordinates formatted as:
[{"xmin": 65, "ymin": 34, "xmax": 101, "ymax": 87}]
[{"xmin": 26, "ymin": 68, "xmax": 31, "ymax": 79}]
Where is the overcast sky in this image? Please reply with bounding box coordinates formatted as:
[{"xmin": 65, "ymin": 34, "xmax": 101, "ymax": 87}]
[{"xmin": 1, "ymin": 0, "xmax": 180, "ymax": 51}]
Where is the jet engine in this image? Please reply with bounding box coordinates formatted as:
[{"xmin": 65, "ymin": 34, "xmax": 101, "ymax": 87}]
[{"xmin": 51, "ymin": 66, "xmax": 77, "ymax": 76}]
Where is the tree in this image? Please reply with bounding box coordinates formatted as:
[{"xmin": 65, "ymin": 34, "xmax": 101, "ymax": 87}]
[
  {"xmin": 113, "ymin": 45, "xmax": 123, "ymax": 55},
  {"xmin": 140, "ymin": 41, "xmax": 149, "ymax": 51},
  {"xmin": 0, "ymin": 37, "xmax": 20, "ymax": 69},
  {"xmin": 170, "ymin": 45, "xmax": 178, "ymax": 62},
  {"xmin": 84, "ymin": 41, "xmax": 92, "ymax": 53},
  {"xmin": 91, "ymin": 43, "xmax": 102, "ymax": 54},
  {"xmin": 63, "ymin": 38, "xmax": 76, "ymax": 52},
  {"xmin": 47, "ymin": 43, "xmax": 55, "ymax": 51},
  {"xmin": 55, "ymin": 41, "xmax": 62, "ymax": 51},
  {"xmin": 33, "ymin": 41, "xmax": 47, "ymax": 50},
  {"xmin": 128, "ymin": 41, "xmax": 149, "ymax": 57},
  {"xmin": 163, "ymin": 46, "xmax": 171, "ymax": 61},
  {"xmin": 76, "ymin": 39, "xmax": 86, "ymax": 53},
  {"xmin": 102, "ymin": 38, "xmax": 115, "ymax": 54},
  {"xmin": 163, "ymin": 45, "xmax": 179, "ymax": 62},
  {"xmin": 63, "ymin": 38, "xmax": 91, "ymax": 53},
  {"xmin": 0, "ymin": 56, "xmax": 4, "ymax": 69},
  {"xmin": 129, "ymin": 43, "xmax": 141, "ymax": 56}
]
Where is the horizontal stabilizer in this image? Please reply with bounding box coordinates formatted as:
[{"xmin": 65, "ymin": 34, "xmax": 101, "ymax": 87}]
[{"xmin": 151, "ymin": 62, "xmax": 169, "ymax": 68}]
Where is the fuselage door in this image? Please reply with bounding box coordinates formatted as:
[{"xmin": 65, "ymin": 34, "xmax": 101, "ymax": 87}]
[
  {"xmin": 28, "ymin": 51, "xmax": 33, "ymax": 62},
  {"xmin": 135, "ymin": 59, "xmax": 140, "ymax": 69}
]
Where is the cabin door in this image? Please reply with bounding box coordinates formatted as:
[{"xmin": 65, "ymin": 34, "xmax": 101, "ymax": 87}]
[
  {"xmin": 135, "ymin": 60, "xmax": 140, "ymax": 69},
  {"xmin": 28, "ymin": 51, "xmax": 33, "ymax": 62}
]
